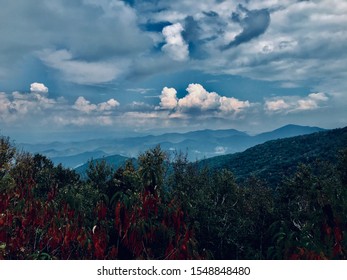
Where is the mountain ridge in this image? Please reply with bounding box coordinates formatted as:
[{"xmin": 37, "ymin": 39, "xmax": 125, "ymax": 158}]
[
  {"xmin": 18, "ymin": 124, "xmax": 327, "ymax": 168},
  {"xmin": 200, "ymin": 126, "xmax": 347, "ymax": 187}
]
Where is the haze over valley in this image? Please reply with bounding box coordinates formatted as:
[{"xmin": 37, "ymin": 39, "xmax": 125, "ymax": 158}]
[{"xmin": 18, "ymin": 124, "xmax": 325, "ymax": 168}]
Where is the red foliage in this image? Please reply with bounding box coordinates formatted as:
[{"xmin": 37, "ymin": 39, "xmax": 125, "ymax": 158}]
[
  {"xmin": 0, "ymin": 171, "xmax": 202, "ymax": 259},
  {"xmin": 113, "ymin": 191, "xmax": 200, "ymax": 259},
  {"xmin": 289, "ymin": 220, "xmax": 346, "ymax": 260}
]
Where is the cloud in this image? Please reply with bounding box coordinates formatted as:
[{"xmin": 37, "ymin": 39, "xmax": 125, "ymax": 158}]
[
  {"xmin": 159, "ymin": 87, "xmax": 178, "ymax": 110},
  {"xmin": 0, "ymin": 93, "xmax": 12, "ymax": 122},
  {"xmin": 30, "ymin": 82, "xmax": 48, "ymax": 94},
  {"xmin": 73, "ymin": 97, "xmax": 97, "ymax": 113},
  {"xmin": 73, "ymin": 96, "xmax": 120, "ymax": 113},
  {"xmin": 0, "ymin": 0, "xmax": 152, "ymax": 86},
  {"xmin": 219, "ymin": 96, "xmax": 251, "ymax": 113},
  {"xmin": 98, "ymin": 99, "xmax": 120, "ymax": 111},
  {"xmin": 2, "ymin": 0, "xmax": 346, "ymax": 97},
  {"xmin": 215, "ymin": 146, "xmax": 228, "ymax": 154},
  {"xmin": 178, "ymin": 84, "xmax": 221, "ymax": 111},
  {"xmin": 0, "ymin": 0, "xmax": 346, "ymax": 136},
  {"xmin": 126, "ymin": 88, "xmax": 155, "ymax": 94},
  {"xmin": 53, "ymin": 115, "xmax": 114, "ymax": 127},
  {"xmin": 223, "ymin": 5, "xmax": 271, "ymax": 49},
  {"xmin": 181, "ymin": 16, "xmax": 209, "ymax": 59},
  {"xmin": 264, "ymin": 99, "xmax": 290, "ymax": 112},
  {"xmin": 162, "ymin": 23, "xmax": 189, "ymax": 61},
  {"xmin": 0, "ymin": 88, "xmax": 58, "ymax": 124},
  {"xmin": 297, "ymin": 93, "xmax": 328, "ymax": 110},
  {"xmin": 39, "ymin": 49, "xmax": 123, "ymax": 84},
  {"xmin": 127, "ymin": 101, "xmax": 155, "ymax": 112},
  {"xmin": 0, "ymin": 82, "xmax": 122, "ymax": 130},
  {"xmin": 210, "ymin": 0, "xmax": 347, "ymax": 94},
  {"xmin": 158, "ymin": 83, "xmax": 251, "ymax": 115},
  {"xmin": 308, "ymin": 92, "xmax": 329, "ymax": 102},
  {"xmin": 265, "ymin": 92, "xmax": 329, "ymax": 113}
]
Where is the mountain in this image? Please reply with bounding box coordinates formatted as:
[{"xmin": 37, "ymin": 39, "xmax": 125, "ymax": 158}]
[
  {"xmin": 18, "ymin": 124, "xmax": 326, "ymax": 167},
  {"xmin": 75, "ymin": 154, "xmax": 133, "ymax": 179},
  {"xmin": 200, "ymin": 126, "xmax": 347, "ymax": 187},
  {"xmin": 51, "ymin": 150, "xmax": 108, "ymax": 169},
  {"xmin": 254, "ymin": 124, "xmax": 325, "ymax": 142}
]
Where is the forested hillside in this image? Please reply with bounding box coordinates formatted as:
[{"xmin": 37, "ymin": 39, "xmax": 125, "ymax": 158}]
[
  {"xmin": 1, "ymin": 128, "xmax": 346, "ymax": 260},
  {"xmin": 201, "ymin": 127, "xmax": 347, "ymax": 187}
]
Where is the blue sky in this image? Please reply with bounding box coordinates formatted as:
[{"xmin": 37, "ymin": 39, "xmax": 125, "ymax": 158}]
[{"xmin": 0, "ymin": 0, "xmax": 346, "ymax": 142}]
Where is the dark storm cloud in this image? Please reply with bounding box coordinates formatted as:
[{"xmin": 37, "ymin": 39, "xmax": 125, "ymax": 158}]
[
  {"xmin": 141, "ymin": 21, "xmax": 172, "ymax": 32},
  {"xmin": 181, "ymin": 16, "xmax": 206, "ymax": 59},
  {"xmin": 222, "ymin": 5, "xmax": 270, "ymax": 50},
  {"xmin": 182, "ymin": 14, "xmax": 222, "ymax": 59},
  {"xmin": 182, "ymin": 16, "xmax": 201, "ymax": 43}
]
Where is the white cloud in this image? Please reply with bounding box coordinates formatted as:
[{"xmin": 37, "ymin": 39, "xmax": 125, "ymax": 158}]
[
  {"xmin": 265, "ymin": 92, "xmax": 329, "ymax": 114},
  {"xmin": 308, "ymin": 92, "xmax": 329, "ymax": 102},
  {"xmin": 0, "ymin": 93, "xmax": 12, "ymax": 121},
  {"xmin": 73, "ymin": 97, "xmax": 98, "ymax": 113},
  {"xmin": 159, "ymin": 87, "xmax": 178, "ymax": 110},
  {"xmin": 162, "ymin": 23, "xmax": 189, "ymax": 61},
  {"xmin": 0, "ymin": 82, "xmax": 125, "ymax": 130},
  {"xmin": 219, "ymin": 96, "xmax": 251, "ymax": 113},
  {"xmin": 178, "ymin": 84, "xmax": 220, "ymax": 111},
  {"xmin": 30, "ymin": 82, "xmax": 48, "ymax": 94},
  {"xmin": 296, "ymin": 93, "xmax": 328, "ymax": 111},
  {"xmin": 158, "ymin": 83, "xmax": 251, "ymax": 115},
  {"xmin": 98, "ymin": 99, "xmax": 120, "ymax": 111},
  {"xmin": 264, "ymin": 99, "xmax": 290, "ymax": 112},
  {"xmin": 297, "ymin": 99, "xmax": 318, "ymax": 111},
  {"xmin": 0, "ymin": 87, "xmax": 59, "ymax": 124},
  {"xmin": 73, "ymin": 96, "xmax": 120, "ymax": 113}
]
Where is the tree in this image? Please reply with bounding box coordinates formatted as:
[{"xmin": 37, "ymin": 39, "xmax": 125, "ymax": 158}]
[
  {"xmin": 0, "ymin": 136, "xmax": 16, "ymax": 181},
  {"xmin": 138, "ymin": 145, "xmax": 168, "ymax": 195},
  {"xmin": 86, "ymin": 159, "xmax": 113, "ymax": 194},
  {"xmin": 271, "ymin": 160, "xmax": 347, "ymax": 259}
]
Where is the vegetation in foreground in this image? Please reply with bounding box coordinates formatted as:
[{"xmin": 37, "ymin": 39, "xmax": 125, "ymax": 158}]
[{"xmin": 0, "ymin": 129, "xmax": 346, "ymax": 259}]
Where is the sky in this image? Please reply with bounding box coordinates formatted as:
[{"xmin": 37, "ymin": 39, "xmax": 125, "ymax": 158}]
[{"xmin": 0, "ymin": 0, "xmax": 346, "ymax": 143}]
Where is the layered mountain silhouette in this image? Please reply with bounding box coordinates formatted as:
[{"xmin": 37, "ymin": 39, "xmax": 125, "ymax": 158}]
[{"xmin": 19, "ymin": 124, "xmax": 325, "ymax": 169}]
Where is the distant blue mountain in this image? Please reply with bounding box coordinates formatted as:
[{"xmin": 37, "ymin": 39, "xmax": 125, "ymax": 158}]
[
  {"xmin": 255, "ymin": 124, "xmax": 325, "ymax": 142},
  {"xmin": 19, "ymin": 124, "xmax": 326, "ymax": 168},
  {"xmin": 74, "ymin": 154, "xmax": 133, "ymax": 178},
  {"xmin": 51, "ymin": 150, "xmax": 108, "ymax": 169}
]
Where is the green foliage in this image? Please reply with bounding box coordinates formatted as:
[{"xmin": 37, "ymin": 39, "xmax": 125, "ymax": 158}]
[
  {"xmin": 270, "ymin": 158, "xmax": 347, "ymax": 259},
  {"xmin": 108, "ymin": 160, "xmax": 141, "ymax": 196},
  {"xmin": 0, "ymin": 136, "xmax": 16, "ymax": 181},
  {"xmin": 202, "ymin": 127, "xmax": 347, "ymax": 187},
  {"xmin": 138, "ymin": 145, "xmax": 168, "ymax": 194},
  {"xmin": 1, "ymin": 127, "xmax": 346, "ymax": 260},
  {"xmin": 86, "ymin": 159, "xmax": 113, "ymax": 193}
]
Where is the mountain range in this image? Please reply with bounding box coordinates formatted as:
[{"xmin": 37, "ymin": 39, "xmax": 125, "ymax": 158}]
[
  {"xmin": 18, "ymin": 124, "xmax": 326, "ymax": 169},
  {"xmin": 201, "ymin": 126, "xmax": 347, "ymax": 187}
]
